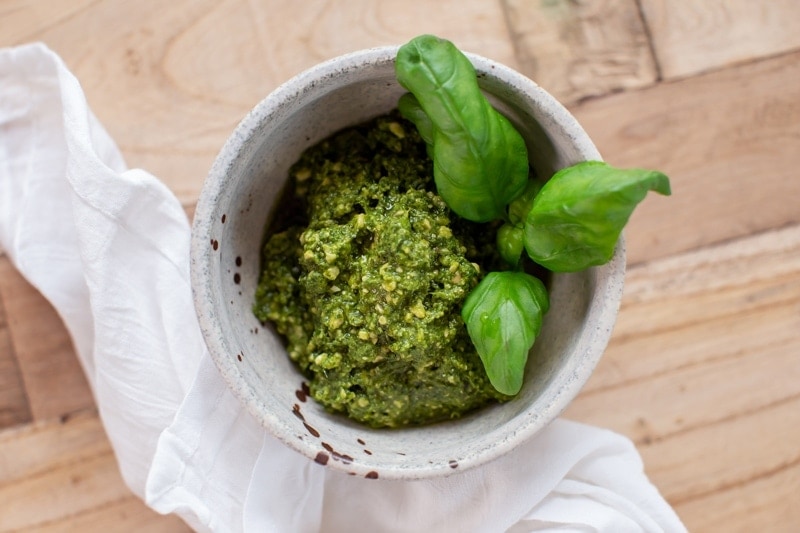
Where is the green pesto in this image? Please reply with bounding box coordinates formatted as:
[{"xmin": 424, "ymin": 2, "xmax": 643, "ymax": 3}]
[{"xmin": 254, "ymin": 112, "xmax": 508, "ymax": 428}]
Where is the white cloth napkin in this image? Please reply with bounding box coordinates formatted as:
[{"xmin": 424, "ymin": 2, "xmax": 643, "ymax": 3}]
[{"xmin": 0, "ymin": 42, "xmax": 686, "ymax": 533}]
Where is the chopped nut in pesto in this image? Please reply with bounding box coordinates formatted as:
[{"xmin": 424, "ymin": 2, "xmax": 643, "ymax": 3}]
[{"xmin": 254, "ymin": 112, "xmax": 508, "ymax": 428}]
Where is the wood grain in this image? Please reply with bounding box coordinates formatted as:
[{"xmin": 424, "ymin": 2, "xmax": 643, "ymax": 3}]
[
  {"xmin": 674, "ymin": 460, "xmax": 800, "ymax": 533},
  {"xmin": 24, "ymin": 497, "xmax": 192, "ymax": 533},
  {"xmin": 581, "ymin": 224, "xmax": 800, "ymax": 393},
  {"xmin": 0, "ymin": 412, "xmax": 187, "ymax": 531},
  {"xmin": 642, "ymin": 395, "xmax": 800, "ymax": 508},
  {"xmin": 503, "ymin": 0, "xmax": 657, "ymax": 104},
  {"xmin": 571, "ymin": 49, "xmax": 800, "ymax": 264},
  {"xmin": 2, "ymin": 0, "xmax": 516, "ymax": 205},
  {"xmin": 0, "ymin": 411, "xmax": 107, "ymax": 485},
  {"xmin": 0, "ymin": 288, "xmax": 32, "ymax": 429},
  {"xmin": 0, "ymin": 257, "xmax": 93, "ymax": 423},
  {"xmin": 565, "ymin": 223, "xmax": 800, "ymax": 530},
  {"xmin": 640, "ymin": 0, "xmax": 800, "ymax": 79}
]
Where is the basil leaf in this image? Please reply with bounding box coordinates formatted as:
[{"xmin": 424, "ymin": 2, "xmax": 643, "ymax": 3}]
[
  {"xmin": 462, "ymin": 271, "xmax": 549, "ymax": 395},
  {"xmin": 525, "ymin": 161, "xmax": 671, "ymax": 272},
  {"xmin": 395, "ymin": 34, "xmax": 529, "ymax": 223}
]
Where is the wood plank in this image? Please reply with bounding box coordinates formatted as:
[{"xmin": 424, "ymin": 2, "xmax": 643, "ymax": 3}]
[
  {"xmin": 0, "ymin": 0, "xmax": 97, "ymax": 45},
  {"xmin": 0, "ymin": 290, "xmax": 32, "ymax": 430},
  {"xmin": 0, "ymin": 411, "xmax": 107, "ymax": 485},
  {"xmin": 25, "ymin": 497, "xmax": 192, "ymax": 533},
  {"xmin": 568, "ymin": 311, "xmax": 800, "ymax": 443},
  {"xmin": 0, "ymin": 257, "xmax": 93, "ymax": 422},
  {"xmin": 0, "ymin": 411, "xmax": 187, "ymax": 531},
  {"xmin": 1, "ymin": 0, "xmax": 235, "ymax": 205},
  {"xmin": 0, "ymin": 445, "xmax": 147, "ymax": 531},
  {"xmin": 3, "ymin": 0, "xmax": 516, "ymax": 205},
  {"xmin": 571, "ymin": 50, "xmax": 800, "ymax": 264},
  {"xmin": 674, "ymin": 460, "xmax": 800, "ymax": 533},
  {"xmin": 503, "ymin": 0, "xmax": 657, "ymax": 105},
  {"xmin": 566, "ymin": 224, "xmax": 800, "ymax": 441},
  {"xmin": 564, "ymin": 224, "xmax": 800, "ymax": 531},
  {"xmin": 587, "ymin": 289, "xmax": 800, "ymax": 395},
  {"xmin": 639, "ymin": 394, "xmax": 800, "ymax": 510},
  {"xmin": 583, "ymin": 224, "xmax": 800, "ymax": 392},
  {"xmin": 640, "ymin": 0, "xmax": 800, "ymax": 79}
]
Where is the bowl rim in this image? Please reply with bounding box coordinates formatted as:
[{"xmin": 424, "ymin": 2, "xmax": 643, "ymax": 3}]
[{"xmin": 190, "ymin": 44, "xmax": 625, "ymax": 479}]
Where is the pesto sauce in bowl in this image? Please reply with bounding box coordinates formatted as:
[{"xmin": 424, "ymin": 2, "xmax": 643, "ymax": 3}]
[{"xmin": 254, "ymin": 112, "xmax": 508, "ymax": 428}]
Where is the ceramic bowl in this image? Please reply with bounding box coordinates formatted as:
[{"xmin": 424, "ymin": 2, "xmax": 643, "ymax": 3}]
[{"xmin": 190, "ymin": 45, "xmax": 625, "ymax": 480}]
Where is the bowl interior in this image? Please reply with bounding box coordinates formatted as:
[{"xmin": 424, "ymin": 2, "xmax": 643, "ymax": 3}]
[{"xmin": 191, "ymin": 46, "xmax": 624, "ymax": 480}]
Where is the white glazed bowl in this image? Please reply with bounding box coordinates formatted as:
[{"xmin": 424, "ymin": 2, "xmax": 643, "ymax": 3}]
[{"xmin": 190, "ymin": 46, "xmax": 625, "ymax": 480}]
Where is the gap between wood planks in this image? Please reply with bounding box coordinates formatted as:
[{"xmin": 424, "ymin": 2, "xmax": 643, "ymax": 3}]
[
  {"xmin": 570, "ymin": 221, "xmax": 800, "ymax": 402},
  {"xmin": 0, "ymin": 409, "xmax": 190, "ymax": 531},
  {"xmin": 642, "ymin": 393, "xmax": 800, "ymax": 503}
]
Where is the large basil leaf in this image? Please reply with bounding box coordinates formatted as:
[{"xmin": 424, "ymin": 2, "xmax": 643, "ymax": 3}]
[
  {"xmin": 462, "ymin": 271, "xmax": 549, "ymax": 395},
  {"xmin": 395, "ymin": 35, "xmax": 528, "ymax": 222},
  {"xmin": 525, "ymin": 161, "xmax": 671, "ymax": 272}
]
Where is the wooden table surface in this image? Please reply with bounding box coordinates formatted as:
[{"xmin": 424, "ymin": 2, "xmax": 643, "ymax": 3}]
[{"xmin": 2, "ymin": 1, "xmax": 799, "ymax": 531}]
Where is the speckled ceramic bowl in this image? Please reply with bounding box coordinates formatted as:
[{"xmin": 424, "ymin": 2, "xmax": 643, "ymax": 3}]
[{"xmin": 190, "ymin": 45, "xmax": 625, "ymax": 480}]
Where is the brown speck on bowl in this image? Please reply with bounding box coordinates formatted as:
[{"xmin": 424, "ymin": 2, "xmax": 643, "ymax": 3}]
[{"xmin": 314, "ymin": 452, "xmax": 329, "ymax": 465}]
